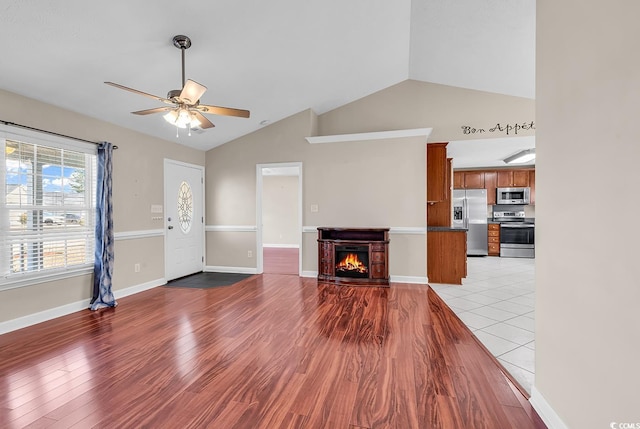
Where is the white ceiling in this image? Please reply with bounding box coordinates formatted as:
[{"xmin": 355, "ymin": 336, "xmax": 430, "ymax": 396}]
[
  {"xmin": 0, "ymin": 0, "xmax": 535, "ymax": 155},
  {"xmin": 447, "ymin": 136, "xmax": 535, "ymax": 169}
]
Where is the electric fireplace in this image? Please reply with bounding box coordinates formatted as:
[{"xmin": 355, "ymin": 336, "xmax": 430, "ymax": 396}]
[
  {"xmin": 317, "ymin": 228, "xmax": 389, "ymax": 286},
  {"xmin": 335, "ymin": 245, "xmax": 369, "ymax": 278}
]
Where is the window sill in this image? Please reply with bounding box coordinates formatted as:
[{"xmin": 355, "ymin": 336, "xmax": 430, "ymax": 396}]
[{"xmin": 0, "ymin": 265, "xmax": 93, "ymax": 292}]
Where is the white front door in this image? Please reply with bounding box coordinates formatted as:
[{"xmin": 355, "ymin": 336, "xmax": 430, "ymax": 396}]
[{"xmin": 164, "ymin": 160, "xmax": 204, "ymax": 281}]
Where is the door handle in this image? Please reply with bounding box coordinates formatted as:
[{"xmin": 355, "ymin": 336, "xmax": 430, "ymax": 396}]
[{"xmin": 168, "ymin": 225, "xmax": 174, "ymax": 230}]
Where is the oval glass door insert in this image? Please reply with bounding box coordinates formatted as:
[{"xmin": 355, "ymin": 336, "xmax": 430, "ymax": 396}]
[{"xmin": 177, "ymin": 180, "xmax": 193, "ymax": 233}]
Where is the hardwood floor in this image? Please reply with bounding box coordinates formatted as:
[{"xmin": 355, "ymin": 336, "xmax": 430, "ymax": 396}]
[
  {"xmin": 263, "ymin": 247, "xmax": 298, "ymax": 275},
  {"xmin": 0, "ymin": 275, "xmax": 545, "ymax": 428}
]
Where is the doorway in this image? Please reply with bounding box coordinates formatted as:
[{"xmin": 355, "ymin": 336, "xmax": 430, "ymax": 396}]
[
  {"xmin": 256, "ymin": 162, "xmax": 302, "ymax": 275},
  {"xmin": 164, "ymin": 159, "xmax": 205, "ymax": 281}
]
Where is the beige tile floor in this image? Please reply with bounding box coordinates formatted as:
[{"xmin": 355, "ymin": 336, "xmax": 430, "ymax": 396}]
[{"xmin": 429, "ymin": 256, "xmax": 535, "ymax": 393}]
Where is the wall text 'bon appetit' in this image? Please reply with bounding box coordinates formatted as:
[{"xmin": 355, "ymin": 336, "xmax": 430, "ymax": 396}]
[{"xmin": 461, "ymin": 121, "xmax": 535, "ymax": 136}]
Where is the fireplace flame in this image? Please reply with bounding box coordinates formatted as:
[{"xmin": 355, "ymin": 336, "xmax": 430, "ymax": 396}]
[{"xmin": 336, "ymin": 253, "xmax": 367, "ymax": 274}]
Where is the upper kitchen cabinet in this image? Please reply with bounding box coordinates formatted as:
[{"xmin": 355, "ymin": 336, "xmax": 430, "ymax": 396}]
[
  {"xmin": 464, "ymin": 171, "xmax": 485, "ymax": 188},
  {"xmin": 453, "ymin": 171, "xmax": 485, "ymax": 189},
  {"xmin": 484, "ymin": 171, "xmax": 497, "ymax": 205},
  {"xmin": 427, "ymin": 143, "xmax": 448, "ymax": 203},
  {"xmin": 529, "ymin": 170, "xmax": 536, "ymax": 204},
  {"xmin": 497, "ymin": 170, "xmax": 530, "ymax": 187},
  {"xmin": 453, "ymin": 171, "xmax": 463, "ymax": 189}
]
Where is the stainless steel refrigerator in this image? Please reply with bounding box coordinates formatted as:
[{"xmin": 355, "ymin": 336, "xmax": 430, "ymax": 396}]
[{"xmin": 452, "ymin": 189, "xmax": 488, "ymax": 256}]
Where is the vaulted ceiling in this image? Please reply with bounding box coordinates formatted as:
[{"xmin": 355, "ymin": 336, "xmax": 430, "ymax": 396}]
[{"xmin": 0, "ymin": 0, "xmax": 535, "ymax": 151}]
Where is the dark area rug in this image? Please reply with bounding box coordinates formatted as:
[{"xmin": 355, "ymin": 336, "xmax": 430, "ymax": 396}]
[{"xmin": 165, "ymin": 272, "xmax": 254, "ymax": 289}]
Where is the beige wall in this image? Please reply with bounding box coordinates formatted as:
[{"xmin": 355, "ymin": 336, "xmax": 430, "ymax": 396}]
[
  {"xmin": 262, "ymin": 175, "xmax": 299, "ymax": 246},
  {"xmin": 319, "ymin": 80, "xmax": 535, "ymax": 141},
  {"xmin": 206, "ymin": 80, "xmax": 534, "ymax": 278},
  {"xmin": 0, "ymin": 89, "xmax": 205, "ymax": 323},
  {"xmin": 536, "ymin": 1, "xmax": 640, "ymax": 427},
  {"xmin": 206, "ymin": 231, "xmax": 257, "ymax": 269}
]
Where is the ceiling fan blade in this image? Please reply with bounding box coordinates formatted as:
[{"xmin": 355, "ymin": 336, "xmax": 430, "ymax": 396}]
[
  {"xmin": 132, "ymin": 106, "xmax": 174, "ymax": 115},
  {"xmin": 193, "ymin": 111, "xmax": 215, "ymax": 129},
  {"xmin": 195, "ymin": 104, "xmax": 250, "ymax": 118},
  {"xmin": 105, "ymin": 82, "xmax": 173, "ymax": 104},
  {"xmin": 180, "ymin": 79, "xmax": 207, "ymax": 104}
]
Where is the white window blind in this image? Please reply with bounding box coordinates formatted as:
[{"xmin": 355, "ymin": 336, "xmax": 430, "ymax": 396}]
[{"xmin": 1, "ymin": 127, "xmax": 97, "ymax": 288}]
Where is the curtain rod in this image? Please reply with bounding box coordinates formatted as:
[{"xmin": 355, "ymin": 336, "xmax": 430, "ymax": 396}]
[{"xmin": 0, "ymin": 119, "xmax": 118, "ymax": 150}]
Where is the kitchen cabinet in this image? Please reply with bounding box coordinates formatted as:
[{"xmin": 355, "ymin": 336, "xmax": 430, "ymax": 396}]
[
  {"xmin": 427, "ymin": 157, "xmax": 453, "ymax": 226},
  {"xmin": 514, "ymin": 170, "xmax": 530, "ymax": 186},
  {"xmin": 488, "ymin": 223, "xmax": 500, "ymax": 256},
  {"xmin": 427, "ymin": 158, "xmax": 453, "ymax": 226},
  {"xmin": 484, "ymin": 171, "xmax": 497, "ymax": 205},
  {"xmin": 453, "ymin": 171, "xmax": 484, "ymax": 189},
  {"xmin": 427, "ymin": 229, "xmax": 467, "ymax": 284},
  {"xmin": 463, "ymin": 171, "xmax": 485, "ymax": 189},
  {"xmin": 497, "ymin": 170, "xmax": 530, "ymax": 187},
  {"xmin": 427, "ymin": 143, "xmax": 448, "ymax": 203},
  {"xmin": 453, "ymin": 171, "xmax": 463, "ymax": 189},
  {"xmin": 529, "ymin": 170, "xmax": 536, "ymax": 204}
]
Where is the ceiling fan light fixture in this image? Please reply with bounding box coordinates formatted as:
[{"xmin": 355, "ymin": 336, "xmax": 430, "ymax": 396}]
[
  {"xmin": 163, "ymin": 110, "xmax": 178, "ymax": 125},
  {"xmin": 176, "ymin": 109, "xmax": 192, "ymax": 128},
  {"xmin": 503, "ymin": 148, "xmax": 535, "ymax": 164},
  {"xmin": 164, "ymin": 108, "xmax": 201, "ymax": 129},
  {"xmin": 189, "ymin": 113, "xmax": 201, "ymax": 128},
  {"xmin": 106, "ymin": 34, "xmax": 249, "ymax": 136}
]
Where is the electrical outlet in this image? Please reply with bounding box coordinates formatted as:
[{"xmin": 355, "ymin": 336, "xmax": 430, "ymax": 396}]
[
  {"xmin": 247, "ymin": 250, "xmax": 253, "ymax": 258},
  {"xmin": 134, "ymin": 263, "xmax": 141, "ymax": 273},
  {"xmin": 310, "ymin": 204, "xmax": 319, "ymax": 213}
]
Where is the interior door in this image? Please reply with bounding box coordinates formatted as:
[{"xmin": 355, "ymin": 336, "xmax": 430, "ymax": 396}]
[{"xmin": 164, "ymin": 160, "xmax": 204, "ymax": 281}]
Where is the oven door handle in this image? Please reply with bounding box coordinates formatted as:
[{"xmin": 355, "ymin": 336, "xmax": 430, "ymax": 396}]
[{"xmin": 500, "ymin": 224, "xmax": 535, "ymax": 228}]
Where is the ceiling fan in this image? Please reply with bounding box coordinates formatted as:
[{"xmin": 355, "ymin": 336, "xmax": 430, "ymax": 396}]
[{"xmin": 105, "ymin": 35, "xmax": 250, "ymax": 135}]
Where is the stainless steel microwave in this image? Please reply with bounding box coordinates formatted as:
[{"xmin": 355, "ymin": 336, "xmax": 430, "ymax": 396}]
[{"xmin": 497, "ymin": 187, "xmax": 531, "ymax": 204}]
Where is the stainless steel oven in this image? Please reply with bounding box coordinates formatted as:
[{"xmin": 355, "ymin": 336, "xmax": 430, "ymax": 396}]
[
  {"xmin": 493, "ymin": 207, "xmax": 535, "ymax": 258},
  {"xmin": 500, "ymin": 224, "xmax": 535, "ymax": 258}
]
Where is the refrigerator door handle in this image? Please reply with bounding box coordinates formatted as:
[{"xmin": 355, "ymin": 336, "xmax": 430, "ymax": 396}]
[{"xmin": 464, "ymin": 199, "xmax": 469, "ymax": 229}]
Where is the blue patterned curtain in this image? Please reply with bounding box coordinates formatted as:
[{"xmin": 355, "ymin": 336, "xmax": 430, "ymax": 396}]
[{"xmin": 91, "ymin": 142, "xmax": 117, "ymax": 310}]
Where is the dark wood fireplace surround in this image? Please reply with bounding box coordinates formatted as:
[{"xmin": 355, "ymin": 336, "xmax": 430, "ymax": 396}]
[{"xmin": 317, "ymin": 227, "xmax": 390, "ymax": 286}]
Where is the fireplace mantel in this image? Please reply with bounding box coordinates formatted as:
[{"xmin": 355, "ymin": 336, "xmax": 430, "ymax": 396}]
[{"xmin": 317, "ymin": 228, "xmax": 390, "ymax": 286}]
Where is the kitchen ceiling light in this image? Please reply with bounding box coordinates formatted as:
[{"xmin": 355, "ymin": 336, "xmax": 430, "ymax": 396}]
[{"xmin": 503, "ymin": 148, "xmax": 535, "ymax": 164}]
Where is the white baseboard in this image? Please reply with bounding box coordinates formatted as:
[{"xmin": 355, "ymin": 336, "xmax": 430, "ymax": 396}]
[
  {"xmin": 530, "ymin": 386, "xmax": 568, "ymax": 429},
  {"xmin": 204, "ymin": 266, "xmax": 258, "ymax": 274},
  {"xmin": 116, "ymin": 278, "xmax": 166, "ymax": 298},
  {"xmin": 0, "ymin": 298, "xmax": 91, "ymax": 335},
  {"xmin": 390, "ymin": 275, "xmax": 428, "ymax": 284},
  {"xmin": 263, "ymin": 244, "xmax": 300, "ymax": 249},
  {"xmin": 301, "ymin": 270, "xmax": 318, "ymax": 278},
  {"xmin": 0, "ymin": 277, "xmax": 166, "ymax": 335}
]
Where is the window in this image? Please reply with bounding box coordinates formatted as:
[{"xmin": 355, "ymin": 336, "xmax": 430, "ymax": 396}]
[
  {"xmin": 177, "ymin": 180, "xmax": 193, "ymax": 233},
  {"xmin": 1, "ymin": 126, "xmax": 97, "ymax": 289}
]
